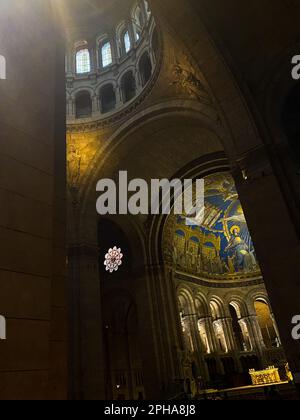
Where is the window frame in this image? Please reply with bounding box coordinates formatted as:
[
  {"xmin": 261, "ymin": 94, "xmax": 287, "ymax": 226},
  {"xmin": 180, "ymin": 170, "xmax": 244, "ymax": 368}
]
[
  {"xmin": 75, "ymin": 48, "xmax": 91, "ymax": 75},
  {"xmin": 100, "ymin": 40, "xmax": 113, "ymax": 69}
]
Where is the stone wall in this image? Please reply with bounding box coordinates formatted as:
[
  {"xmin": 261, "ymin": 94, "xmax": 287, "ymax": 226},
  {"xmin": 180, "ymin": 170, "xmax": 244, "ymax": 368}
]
[{"xmin": 0, "ymin": 0, "xmax": 67, "ymax": 400}]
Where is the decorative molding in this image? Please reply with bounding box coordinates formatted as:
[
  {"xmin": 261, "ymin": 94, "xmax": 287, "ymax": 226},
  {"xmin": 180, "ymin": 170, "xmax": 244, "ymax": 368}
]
[{"xmin": 175, "ymin": 271, "xmax": 264, "ymax": 289}]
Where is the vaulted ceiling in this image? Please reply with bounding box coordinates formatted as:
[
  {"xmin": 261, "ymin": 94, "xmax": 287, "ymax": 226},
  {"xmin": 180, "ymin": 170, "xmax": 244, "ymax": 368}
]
[{"xmin": 60, "ymin": 0, "xmax": 133, "ymax": 39}]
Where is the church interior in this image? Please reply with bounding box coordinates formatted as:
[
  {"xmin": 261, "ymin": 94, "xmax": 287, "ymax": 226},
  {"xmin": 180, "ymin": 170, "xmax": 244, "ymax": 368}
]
[{"xmin": 0, "ymin": 0, "xmax": 300, "ymax": 400}]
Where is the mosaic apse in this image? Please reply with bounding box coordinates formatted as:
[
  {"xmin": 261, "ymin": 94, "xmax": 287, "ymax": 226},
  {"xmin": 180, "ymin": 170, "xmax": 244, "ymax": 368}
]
[{"xmin": 165, "ymin": 173, "xmax": 261, "ymax": 280}]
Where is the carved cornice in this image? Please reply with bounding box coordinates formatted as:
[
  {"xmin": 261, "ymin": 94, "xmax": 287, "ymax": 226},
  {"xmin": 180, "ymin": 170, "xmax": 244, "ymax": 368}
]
[{"xmin": 175, "ymin": 270, "xmax": 264, "ymax": 289}]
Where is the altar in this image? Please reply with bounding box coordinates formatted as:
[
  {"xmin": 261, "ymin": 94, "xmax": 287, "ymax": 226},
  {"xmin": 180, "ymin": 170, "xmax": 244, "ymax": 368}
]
[{"xmin": 249, "ymin": 366, "xmax": 281, "ymax": 386}]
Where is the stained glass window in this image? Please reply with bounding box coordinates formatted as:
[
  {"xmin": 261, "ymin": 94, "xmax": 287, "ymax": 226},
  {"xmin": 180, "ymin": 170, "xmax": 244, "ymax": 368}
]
[
  {"xmin": 101, "ymin": 42, "xmax": 113, "ymax": 68},
  {"xmin": 76, "ymin": 49, "xmax": 91, "ymax": 74},
  {"xmin": 124, "ymin": 31, "xmax": 131, "ymax": 53}
]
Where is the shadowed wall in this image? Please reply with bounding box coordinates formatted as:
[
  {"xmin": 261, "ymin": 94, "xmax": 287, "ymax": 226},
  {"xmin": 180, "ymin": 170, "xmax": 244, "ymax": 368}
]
[{"xmin": 0, "ymin": 0, "xmax": 67, "ymax": 400}]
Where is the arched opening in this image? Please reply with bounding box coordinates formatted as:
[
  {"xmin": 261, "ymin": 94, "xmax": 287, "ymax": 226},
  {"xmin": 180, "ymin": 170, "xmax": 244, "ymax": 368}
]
[
  {"xmin": 254, "ymin": 299, "xmax": 279, "ymax": 349},
  {"xmin": 75, "ymin": 47, "xmax": 91, "ymax": 74},
  {"xmin": 103, "ymin": 298, "xmax": 145, "ymax": 400},
  {"xmin": 98, "ymin": 219, "xmax": 142, "ymax": 400},
  {"xmin": 118, "ymin": 26, "xmax": 132, "ymax": 56},
  {"xmin": 100, "ymin": 84, "xmax": 116, "ymax": 114},
  {"xmin": 229, "ymin": 303, "xmax": 245, "ymax": 352},
  {"xmin": 121, "ymin": 71, "xmax": 136, "ymax": 103},
  {"xmin": 100, "ymin": 40, "xmax": 113, "ymax": 68},
  {"xmin": 139, "ymin": 52, "xmax": 152, "ymax": 86},
  {"xmin": 282, "ymin": 84, "xmax": 300, "ymax": 172},
  {"xmin": 75, "ymin": 91, "xmax": 92, "ymax": 119}
]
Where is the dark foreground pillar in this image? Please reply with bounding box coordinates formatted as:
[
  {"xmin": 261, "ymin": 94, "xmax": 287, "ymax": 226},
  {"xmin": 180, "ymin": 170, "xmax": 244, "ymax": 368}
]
[{"xmin": 0, "ymin": 0, "xmax": 67, "ymax": 400}]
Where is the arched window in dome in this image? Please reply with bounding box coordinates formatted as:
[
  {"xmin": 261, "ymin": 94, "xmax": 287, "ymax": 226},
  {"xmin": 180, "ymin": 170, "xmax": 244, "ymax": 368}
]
[
  {"xmin": 139, "ymin": 51, "xmax": 152, "ymax": 86},
  {"xmin": 76, "ymin": 48, "xmax": 91, "ymax": 74},
  {"xmin": 101, "ymin": 41, "xmax": 113, "ymax": 68},
  {"xmin": 75, "ymin": 91, "xmax": 92, "ymax": 119},
  {"xmin": 124, "ymin": 31, "xmax": 131, "ymax": 54},
  {"xmin": 100, "ymin": 84, "xmax": 116, "ymax": 114},
  {"xmin": 121, "ymin": 71, "xmax": 136, "ymax": 103},
  {"xmin": 117, "ymin": 24, "xmax": 132, "ymax": 56}
]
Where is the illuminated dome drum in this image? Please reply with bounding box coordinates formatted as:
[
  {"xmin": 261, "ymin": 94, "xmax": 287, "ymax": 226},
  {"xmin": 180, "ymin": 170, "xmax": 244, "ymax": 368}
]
[{"xmin": 65, "ymin": 0, "xmax": 159, "ymax": 127}]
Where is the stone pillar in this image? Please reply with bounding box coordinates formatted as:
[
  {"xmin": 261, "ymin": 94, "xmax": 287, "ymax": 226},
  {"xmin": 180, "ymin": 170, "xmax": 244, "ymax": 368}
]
[
  {"xmin": 189, "ymin": 317, "xmax": 209, "ymax": 381},
  {"xmin": 271, "ymin": 313, "xmax": 282, "ymax": 346},
  {"xmin": 136, "ymin": 262, "xmax": 184, "ymax": 399},
  {"xmin": 234, "ymin": 149, "xmax": 300, "ymax": 381},
  {"xmin": 92, "ymin": 94, "xmax": 99, "ymax": 116},
  {"xmin": 115, "ymin": 83, "xmax": 123, "ymax": 109},
  {"xmin": 223, "ymin": 317, "xmax": 237, "ymax": 353},
  {"xmin": 205, "ymin": 317, "xmax": 219, "ymax": 354},
  {"xmin": 239, "ymin": 317, "xmax": 253, "ymax": 351},
  {"xmin": 68, "ymin": 240, "xmax": 106, "ymax": 400},
  {"xmin": 109, "ymin": 31, "xmax": 119, "ymax": 64},
  {"xmin": 70, "ymin": 96, "xmax": 76, "ymax": 119},
  {"xmin": 0, "ymin": 0, "xmax": 67, "ymax": 400},
  {"xmin": 249, "ymin": 315, "xmax": 266, "ymax": 349},
  {"xmin": 127, "ymin": 19, "xmax": 136, "ymax": 50}
]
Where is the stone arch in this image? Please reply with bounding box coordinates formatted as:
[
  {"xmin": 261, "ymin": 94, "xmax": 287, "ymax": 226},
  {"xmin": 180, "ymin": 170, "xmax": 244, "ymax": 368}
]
[
  {"xmin": 194, "ymin": 292, "xmax": 209, "ymax": 318},
  {"xmin": 75, "ymin": 90, "xmax": 93, "ymax": 119},
  {"xmin": 177, "ymin": 285, "xmax": 195, "ymax": 315},
  {"xmin": 245, "ymin": 288, "xmax": 270, "ymax": 314},
  {"xmin": 209, "ymin": 296, "xmax": 226, "ymax": 320},
  {"xmin": 99, "ymin": 83, "xmax": 117, "ymax": 114},
  {"xmin": 81, "ymin": 99, "xmax": 228, "ymax": 214},
  {"xmin": 225, "ymin": 294, "xmax": 249, "ymax": 319}
]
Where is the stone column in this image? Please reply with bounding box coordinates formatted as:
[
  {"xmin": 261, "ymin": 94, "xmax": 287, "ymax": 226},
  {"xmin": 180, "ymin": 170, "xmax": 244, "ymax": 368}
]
[
  {"xmin": 239, "ymin": 317, "xmax": 253, "ymax": 351},
  {"xmin": 202, "ymin": 317, "xmax": 219, "ymax": 354},
  {"xmin": 0, "ymin": 0, "xmax": 67, "ymax": 399},
  {"xmin": 127, "ymin": 19, "xmax": 136, "ymax": 50},
  {"xmin": 115, "ymin": 83, "xmax": 123, "ymax": 109},
  {"xmin": 271, "ymin": 313, "xmax": 282, "ymax": 346},
  {"xmin": 234, "ymin": 148, "xmax": 300, "ymax": 382},
  {"xmin": 189, "ymin": 317, "xmax": 209, "ymax": 381},
  {"xmin": 223, "ymin": 317, "xmax": 237, "ymax": 353},
  {"xmin": 136, "ymin": 261, "xmax": 184, "ymax": 399},
  {"xmin": 92, "ymin": 94, "xmax": 99, "ymax": 116},
  {"xmin": 109, "ymin": 31, "xmax": 119, "ymax": 64}
]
